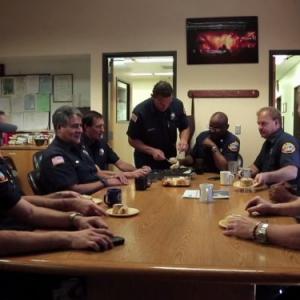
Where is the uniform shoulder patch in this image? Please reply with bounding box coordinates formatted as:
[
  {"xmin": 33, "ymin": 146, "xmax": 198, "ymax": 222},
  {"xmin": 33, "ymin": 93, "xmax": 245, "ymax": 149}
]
[
  {"xmin": 281, "ymin": 142, "xmax": 296, "ymax": 154},
  {"xmin": 131, "ymin": 113, "xmax": 138, "ymax": 122},
  {"xmin": 228, "ymin": 141, "xmax": 239, "ymax": 152},
  {"xmin": 51, "ymin": 156, "xmax": 65, "ymax": 166}
]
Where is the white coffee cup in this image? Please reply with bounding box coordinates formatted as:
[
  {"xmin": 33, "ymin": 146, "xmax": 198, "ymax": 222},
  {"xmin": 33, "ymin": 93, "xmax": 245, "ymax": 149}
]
[
  {"xmin": 199, "ymin": 183, "xmax": 214, "ymax": 202},
  {"xmin": 220, "ymin": 171, "xmax": 234, "ymax": 185}
]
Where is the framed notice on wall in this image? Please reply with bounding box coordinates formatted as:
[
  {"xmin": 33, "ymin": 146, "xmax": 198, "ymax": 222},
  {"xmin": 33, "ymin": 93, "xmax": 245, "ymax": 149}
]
[{"xmin": 53, "ymin": 74, "xmax": 73, "ymax": 102}]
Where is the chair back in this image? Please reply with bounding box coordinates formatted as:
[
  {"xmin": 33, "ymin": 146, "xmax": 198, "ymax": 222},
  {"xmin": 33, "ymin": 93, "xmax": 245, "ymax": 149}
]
[
  {"xmin": 27, "ymin": 169, "xmax": 44, "ymax": 195},
  {"xmin": 32, "ymin": 150, "xmax": 44, "ymax": 170},
  {"xmin": 237, "ymin": 153, "xmax": 243, "ymax": 168}
]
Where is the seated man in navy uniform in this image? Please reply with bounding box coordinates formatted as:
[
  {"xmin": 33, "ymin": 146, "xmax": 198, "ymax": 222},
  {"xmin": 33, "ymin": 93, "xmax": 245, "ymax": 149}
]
[
  {"xmin": 250, "ymin": 107, "xmax": 300, "ymax": 187},
  {"xmin": 0, "ymin": 154, "xmax": 114, "ymax": 256},
  {"xmin": 127, "ymin": 81, "xmax": 190, "ymax": 169},
  {"xmin": 40, "ymin": 106, "xmax": 126, "ymax": 195},
  {"xmin": 82, "ymin": 110, "xmax": 151, "ymax": 178},
  {"xmin": 188, "ymin": 112, "xmax": 240, "ymax": 172}
]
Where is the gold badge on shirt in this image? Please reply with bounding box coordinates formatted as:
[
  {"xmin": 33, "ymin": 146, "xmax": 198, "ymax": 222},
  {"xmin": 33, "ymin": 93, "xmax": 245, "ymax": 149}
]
[{"xmin": 281, "ymin": 142, "xmax": 296, "ymax": 154}]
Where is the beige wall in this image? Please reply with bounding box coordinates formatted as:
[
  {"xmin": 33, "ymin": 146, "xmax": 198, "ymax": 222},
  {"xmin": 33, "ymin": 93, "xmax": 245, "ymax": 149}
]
[{"xmin": 1, "ymin": 0, "xmax": 300, "ymax": 165}]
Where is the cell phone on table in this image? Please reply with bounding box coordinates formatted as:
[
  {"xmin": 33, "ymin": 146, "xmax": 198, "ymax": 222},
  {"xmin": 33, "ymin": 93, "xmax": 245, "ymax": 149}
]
[
  {"xmin": 112, "ymin": 236, "xmax": 125, "ymax": 246},
  {"xmin": 208, "ymin": 176, "xmax": 220, "ymax": 180}
]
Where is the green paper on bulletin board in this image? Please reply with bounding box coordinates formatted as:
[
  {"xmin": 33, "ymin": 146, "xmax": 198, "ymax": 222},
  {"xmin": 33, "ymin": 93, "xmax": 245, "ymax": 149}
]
[{"xmin": 36, "ymin": 94, "xmax": 50, "ymax": 112}]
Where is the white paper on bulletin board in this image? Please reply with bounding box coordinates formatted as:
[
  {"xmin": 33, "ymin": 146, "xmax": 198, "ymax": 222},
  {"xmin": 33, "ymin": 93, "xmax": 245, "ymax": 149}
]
[
  {"xmin": 11, "ymin": 97, "xmax": 25, "ymax": 112},
  {"xmin": 0, "ymin": 97, "xmax": 11, "ymax": 113},
  {"xmin": 23, "ymin": 111, "xmax": 49, "ymax": 130},
  {"xmin": 26, "ymin": 75, "xmax": 39, "ymax": 94},
  {"xmin": 10, "ymin": 113, "xmax": 24, "ymax": 130}
]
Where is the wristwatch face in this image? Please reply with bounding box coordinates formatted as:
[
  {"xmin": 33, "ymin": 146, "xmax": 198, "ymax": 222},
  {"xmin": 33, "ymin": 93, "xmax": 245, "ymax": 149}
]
[{"xmin": 255, "ymin": 223, "xmax": 268, "ymax": 243}]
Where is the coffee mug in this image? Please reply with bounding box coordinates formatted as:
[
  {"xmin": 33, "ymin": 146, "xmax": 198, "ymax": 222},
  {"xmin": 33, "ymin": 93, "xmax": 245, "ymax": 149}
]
[
  {"xmin": 194, "ymin": 158, "xmax": 204, "ymax": 175},
  {"xmin": 135, "ymin": 176, "xmax": 148, "ymax": 191},
  {"xmin": 220, "ymin": 171, "xmax": 234, "ymax": 185},
  {"xmin": 104, "ymin": 188, "xmax": 122, "ymax": 207},
  {"xmin": 199, "ymin": 183, "xmax": 214, "ymax": 202}
]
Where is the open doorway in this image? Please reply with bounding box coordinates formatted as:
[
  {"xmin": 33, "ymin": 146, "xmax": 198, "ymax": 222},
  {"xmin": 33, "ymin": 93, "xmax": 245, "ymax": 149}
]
[
  {"xmin": 102, "ymin": 51, "xmax": 176, "ymax": 165},
  {"xmin": 269, "ymin": 50, "xmax": 300, "ymax": 136}
]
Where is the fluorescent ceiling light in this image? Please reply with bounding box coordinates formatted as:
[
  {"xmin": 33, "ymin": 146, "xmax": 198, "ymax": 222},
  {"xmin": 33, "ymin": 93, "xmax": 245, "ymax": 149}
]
[
  {"xmin": 129, "ymin": 72, "xmax": 153, "ymax": 76},
  {"xmin": 113, "ymin": 58, "xmax": 134, "ymax": 65},
  {"xmin": 154, "ymin": 72, "xmax": 173, "ymax": 76},
  {"xmin": 275, "ymin": 55, "xmax": 288, "ymax": 65},
  {"xmin": 135, "ymin": 57, "xmax": 173, "ymax": 63}
]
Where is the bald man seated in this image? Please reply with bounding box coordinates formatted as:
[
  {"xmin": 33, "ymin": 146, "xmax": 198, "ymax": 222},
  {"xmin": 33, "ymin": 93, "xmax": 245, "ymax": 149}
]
[{"xmin": 184, "ymin": 112, "xmax": 240, "ymax": 172}]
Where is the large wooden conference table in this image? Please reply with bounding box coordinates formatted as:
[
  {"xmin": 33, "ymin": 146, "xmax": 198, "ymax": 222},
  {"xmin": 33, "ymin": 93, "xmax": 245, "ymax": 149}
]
[{"xmin": 1, "ymin": 174, "xmax": 300, "ymax": 299}]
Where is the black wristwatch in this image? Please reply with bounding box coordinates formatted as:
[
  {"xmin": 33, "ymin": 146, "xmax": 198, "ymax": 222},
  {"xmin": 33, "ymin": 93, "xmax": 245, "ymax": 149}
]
[
  {"xmin": 99, "ymin": 176, "xmax": 108, "ymax": 187},
  {"xmin": 254, "ymin": 222, "xmax": 269, "ymax": 244}
]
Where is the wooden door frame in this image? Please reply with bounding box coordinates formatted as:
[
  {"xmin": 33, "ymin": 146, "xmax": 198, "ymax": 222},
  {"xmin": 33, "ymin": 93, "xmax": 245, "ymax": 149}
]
[
  {"xmin": 102, "ymin": 51, "xmax": 177, "ymax": 140},
  {"xmin": 269, "ymin": 49, "xmax": 300, "ymax": 106}
]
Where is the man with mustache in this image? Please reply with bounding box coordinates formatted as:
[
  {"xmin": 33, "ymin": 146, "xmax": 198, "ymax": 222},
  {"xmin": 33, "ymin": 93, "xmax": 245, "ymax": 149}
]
[
  {"xmin": 190, "ymin": 112, "xmax": 240, "ymax": 172},
  {"xmin": 249, "ymin": 107, "xmax": 300, "ymax": 186}
]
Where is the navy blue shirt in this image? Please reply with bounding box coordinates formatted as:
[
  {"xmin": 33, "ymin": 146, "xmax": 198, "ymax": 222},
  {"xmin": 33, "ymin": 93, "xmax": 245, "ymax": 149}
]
[
  {"xmin": 0, "ymin": 158, "xmax": 33, "ymax": 230},
  {"xmin": 254, "ymin": 129, "xmax": 300, "ymax": 186},
  {"xmin": 40, "ymin": 137, "xmax": 100, "ymax": 194},
  {"xmin": 0, "ymin": 158, "xmax": 22, "ymax": 212},
  {"xmin": 191, "ymin": 130, "xmax": 240, "ymax": 173},
  {"xmin": 127, "ymin": 97, "xmax": 189, "ymax": 169},
  {"xmin": 82, "ymin": 134, "xmax": 119, "ymax": 170}
]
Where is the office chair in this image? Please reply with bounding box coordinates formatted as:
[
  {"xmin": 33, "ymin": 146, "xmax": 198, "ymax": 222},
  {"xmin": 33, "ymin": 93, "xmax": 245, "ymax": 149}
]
[
  {"xmin": 237, "ymin": 153, "xmax": 243, "ymax": 168},
  {"xmin": 32, "ymin": 150, "xmax": 44, "ymax": 170},
  {"xmin": 27, "ymin": 169, "xmax": 45, "ymax": 195}
]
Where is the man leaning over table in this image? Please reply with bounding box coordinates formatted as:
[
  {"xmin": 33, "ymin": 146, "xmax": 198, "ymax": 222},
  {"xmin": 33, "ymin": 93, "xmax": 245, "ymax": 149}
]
[
  {"xmin": 127, "ymin": 81, "xmax": 190, "ymax": 170},
  {"xmin": 249, "ymin": 107, "xmax": 300, "ymax": 187},
  {"xmin": 0, "ymin": 154, "xmax": 114, "ymax": 256},
  {"xmin": 40, "ymin": 106, "xmax": 127, "ymax": 195}
]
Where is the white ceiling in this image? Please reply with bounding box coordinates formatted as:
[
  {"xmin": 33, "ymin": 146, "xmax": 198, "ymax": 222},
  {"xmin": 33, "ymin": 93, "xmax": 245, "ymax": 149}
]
[{"xmin": 276, "ymin": 55, "xmax": 300, "ymax": 80}]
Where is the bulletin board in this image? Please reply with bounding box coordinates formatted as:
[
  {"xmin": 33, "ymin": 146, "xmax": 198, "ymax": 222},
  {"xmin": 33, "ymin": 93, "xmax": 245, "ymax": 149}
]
[{"xmin": 0, "ymin": 74, "xmax": 73, "ymax": 131}]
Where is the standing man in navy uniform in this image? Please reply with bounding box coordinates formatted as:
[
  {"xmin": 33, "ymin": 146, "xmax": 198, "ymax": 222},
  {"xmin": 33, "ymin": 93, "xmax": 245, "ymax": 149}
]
[
  {"xmin": 127, "ymin": 81, "xmax": 190, "ymax": 169},
  {"xmin": 250, "ymin": 107, "xmax": 300, "ymax": 187},
  {"xmin": 40, "ymin": 106, "xmax": 126, "ymax": 195},
  {"xmin": 82, "ymin": 110, "xmax": 150, "ymax": 178},
  {"xmin": 189, "ymin": 112, "xmax": 240, "ymax": 172}
]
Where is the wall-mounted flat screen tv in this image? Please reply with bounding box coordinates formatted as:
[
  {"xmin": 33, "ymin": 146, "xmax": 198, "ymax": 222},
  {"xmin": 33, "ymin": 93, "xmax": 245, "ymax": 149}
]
[{"xmin": 186, "ymin": 16, "xmax": 258, "ymax": 64}]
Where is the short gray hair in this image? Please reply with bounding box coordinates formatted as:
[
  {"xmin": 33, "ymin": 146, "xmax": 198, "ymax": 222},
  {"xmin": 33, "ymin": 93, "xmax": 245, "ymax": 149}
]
[{"xmin": 52, "ymin": 105, "xmax": 82, "ymax": 131}]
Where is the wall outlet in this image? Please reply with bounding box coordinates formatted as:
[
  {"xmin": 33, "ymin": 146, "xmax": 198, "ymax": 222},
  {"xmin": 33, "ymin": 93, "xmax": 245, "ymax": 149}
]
[{"xmin": 235, "ymin": 125, "xmax": 241, "ymax": 135}]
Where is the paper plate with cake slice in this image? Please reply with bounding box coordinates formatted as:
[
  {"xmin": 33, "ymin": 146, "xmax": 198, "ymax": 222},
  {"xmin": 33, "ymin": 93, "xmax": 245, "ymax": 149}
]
[
  {"xmin": 107, "ymin": 204, "xmax": 140, "ymax": 217},
  {"xmin": 81, "ymin": 194, "xmax": 103, "ymax": 204},
  {"xmin": 233, "ymin": 178, "xmax": 268, "ymax": 192}
]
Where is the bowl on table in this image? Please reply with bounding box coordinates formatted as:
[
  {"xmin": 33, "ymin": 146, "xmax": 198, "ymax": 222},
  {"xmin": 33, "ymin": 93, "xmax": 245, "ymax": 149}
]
[{"xmin": 34, "ymin": 138, "xmax": 46, "ymax": 146}]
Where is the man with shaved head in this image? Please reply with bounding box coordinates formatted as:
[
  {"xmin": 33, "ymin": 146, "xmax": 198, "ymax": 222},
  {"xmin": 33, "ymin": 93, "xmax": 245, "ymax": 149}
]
[{"xmin": 190, "ymin": 112, "xmax": 240, "ymax": 172}]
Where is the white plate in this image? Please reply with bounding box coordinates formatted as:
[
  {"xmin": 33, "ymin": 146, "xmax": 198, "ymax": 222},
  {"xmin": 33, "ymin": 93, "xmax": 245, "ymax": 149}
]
[
  {"xmin": 81, "ymin": 194, "xmax": 103, "ymax": 204},
  {"xmin": 106, "ymin": 207, "xmax": 139, "ymax": 217}
]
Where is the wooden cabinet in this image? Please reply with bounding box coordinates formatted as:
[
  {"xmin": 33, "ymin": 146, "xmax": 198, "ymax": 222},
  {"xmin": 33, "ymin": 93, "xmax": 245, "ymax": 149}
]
[{"xmin": 1, "ymin": 145, "xmax": 46, "ymax": 195}]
